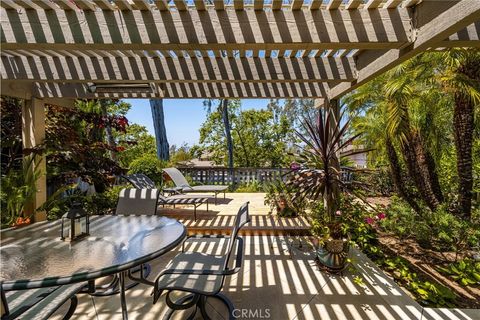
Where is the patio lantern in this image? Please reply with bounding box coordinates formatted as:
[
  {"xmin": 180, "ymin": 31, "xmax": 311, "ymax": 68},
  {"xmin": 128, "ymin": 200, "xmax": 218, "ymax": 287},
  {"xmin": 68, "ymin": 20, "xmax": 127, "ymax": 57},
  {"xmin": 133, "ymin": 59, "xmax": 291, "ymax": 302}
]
[{"xmin": 60, "ymin": 202, "xmax": 90, "ymax": 242}]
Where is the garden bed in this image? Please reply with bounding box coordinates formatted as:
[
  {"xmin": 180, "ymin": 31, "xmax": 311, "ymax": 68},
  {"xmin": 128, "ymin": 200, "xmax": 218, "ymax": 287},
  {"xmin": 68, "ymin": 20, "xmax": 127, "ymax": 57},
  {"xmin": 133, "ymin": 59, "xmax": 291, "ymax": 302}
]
[{"xmin": 377, "ymin": 233, "xmax": 480, "ymax": 308}]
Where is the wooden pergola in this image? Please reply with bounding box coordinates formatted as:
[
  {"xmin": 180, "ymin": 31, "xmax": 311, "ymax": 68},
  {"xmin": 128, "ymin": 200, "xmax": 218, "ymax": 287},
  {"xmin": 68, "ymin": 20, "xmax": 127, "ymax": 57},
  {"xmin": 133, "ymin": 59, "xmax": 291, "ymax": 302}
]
[{"xmin": 1, "ymin": 0, "xmax": 479, "ymax": 220}]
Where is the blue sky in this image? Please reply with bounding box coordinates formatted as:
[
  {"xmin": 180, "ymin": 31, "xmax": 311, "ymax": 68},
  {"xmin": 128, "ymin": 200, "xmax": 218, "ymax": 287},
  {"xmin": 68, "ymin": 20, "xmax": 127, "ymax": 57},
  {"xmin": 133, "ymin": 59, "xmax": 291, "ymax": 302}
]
[{"xmin": 123, "ymin": 99, "xmax": 272, "ymax": 146}]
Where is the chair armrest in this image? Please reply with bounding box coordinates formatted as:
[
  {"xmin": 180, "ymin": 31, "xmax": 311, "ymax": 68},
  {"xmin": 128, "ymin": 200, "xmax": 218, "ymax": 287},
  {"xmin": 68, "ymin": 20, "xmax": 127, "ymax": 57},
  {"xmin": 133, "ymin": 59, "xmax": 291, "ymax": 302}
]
[{"xmin": 153, "ymin": 237, "xmax": 244, "ymax": 304}]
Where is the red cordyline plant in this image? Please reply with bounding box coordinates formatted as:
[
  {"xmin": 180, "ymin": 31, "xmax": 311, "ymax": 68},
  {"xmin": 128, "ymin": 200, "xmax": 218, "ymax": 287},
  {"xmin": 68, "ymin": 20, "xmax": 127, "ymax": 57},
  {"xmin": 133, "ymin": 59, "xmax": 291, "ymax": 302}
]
[{"xmin": 288, "ymin": 107, "xmax": 370, "ymax": 231}]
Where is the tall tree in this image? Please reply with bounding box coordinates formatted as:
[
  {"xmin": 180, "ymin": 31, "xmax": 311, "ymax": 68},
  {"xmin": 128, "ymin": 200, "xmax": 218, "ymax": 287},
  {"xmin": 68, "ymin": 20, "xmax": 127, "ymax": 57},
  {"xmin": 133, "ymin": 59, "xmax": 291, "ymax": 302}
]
[
  {"xmin": 204, "ymin": 99, "xmax": 234, "ymax": 170},
  {"xmin": 221, "ymin": 99, "xmax": 234, "ymax": 170},
  {"xmin": 150, "ymin": 99, "xmax": 170, "ymax": 161},
  {"xmin": 100, "ymin": 100, "xmax": 117, "ymax": 161},
  {"xmin": 198, "ymin": 104, "xmax": 293, "ymax": 167},
  {"xmin": 441, "ymin": 49, "xmax": 480, "ymax": 219}
]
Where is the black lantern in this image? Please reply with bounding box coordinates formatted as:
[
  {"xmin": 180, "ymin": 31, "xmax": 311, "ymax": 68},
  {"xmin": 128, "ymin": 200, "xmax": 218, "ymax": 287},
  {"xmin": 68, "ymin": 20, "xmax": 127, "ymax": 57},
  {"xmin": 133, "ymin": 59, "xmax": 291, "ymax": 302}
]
[{"xmin": 60, "ymin": 202, "xmax": 90, "ymax": 241}]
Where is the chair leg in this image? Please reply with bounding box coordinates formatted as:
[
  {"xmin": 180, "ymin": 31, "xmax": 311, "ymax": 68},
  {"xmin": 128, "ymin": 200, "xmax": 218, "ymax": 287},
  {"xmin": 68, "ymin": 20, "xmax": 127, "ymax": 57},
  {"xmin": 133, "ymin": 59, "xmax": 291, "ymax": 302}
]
[
  {"xmin": 198, "ymin": 296, "xmax": 212, "ymax": 320},
  {"xmin": 163, "ymin": 292, "xmax": 235, "ymax": 320},
  {"xmin": 163, "ymin": 293, "xmax": 199, "ymax": 320},
  {"xmin": 212, "ymin": 293, "xmax": 235, "ymax": 320},
  {"xmin": 90, "ymin": 264, "xmax": 151, "ymax": 296},
  {"xmin": 62, "ymin": 296, "xmax": 78, "ymax": 320}
]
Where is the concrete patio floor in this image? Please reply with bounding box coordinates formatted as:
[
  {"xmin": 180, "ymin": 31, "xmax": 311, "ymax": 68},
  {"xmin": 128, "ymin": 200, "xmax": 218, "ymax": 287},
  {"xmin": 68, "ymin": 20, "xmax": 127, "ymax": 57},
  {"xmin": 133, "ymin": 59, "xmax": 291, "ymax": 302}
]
[
  {"xmin": 158, "ymin": 193, "xmax": 310, "ymax": 235},
  {"xmin": 51, "ymin": 235, "xmax": 480, "ymax": 320}
]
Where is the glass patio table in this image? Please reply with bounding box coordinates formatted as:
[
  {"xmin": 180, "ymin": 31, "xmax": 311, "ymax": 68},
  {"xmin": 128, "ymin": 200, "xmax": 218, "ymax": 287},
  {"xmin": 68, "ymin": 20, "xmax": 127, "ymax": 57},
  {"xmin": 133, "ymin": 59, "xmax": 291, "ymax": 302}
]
[{"xmin": 0, "ymin": 215, "xmax": 186, "ymax": 319}]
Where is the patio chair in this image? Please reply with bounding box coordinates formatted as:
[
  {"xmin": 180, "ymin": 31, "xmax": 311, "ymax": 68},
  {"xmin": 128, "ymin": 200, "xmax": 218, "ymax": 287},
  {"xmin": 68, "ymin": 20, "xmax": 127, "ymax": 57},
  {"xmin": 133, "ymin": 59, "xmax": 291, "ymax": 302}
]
[
  {"xmin": 122, "ymin": 175, "xmax": 211, "ymax": 221},
  {"xmin": 122, "ymin": 173, "xmax": 156, "ymax": 189},
  {"xmin": 115, "ymin": 188, "xmax": 160, "ymax": 216},
  {"xmin": 162, "ymin": 167, "xmax": 228, "ymax": 204},
  {"xmin": 90, "ymin": 188, "xmax": 160, "ymax": 297},
  {"xmin": 158, "ymin": 194, "xmax": 210, "ymax": 221},
  {"xmin": 1, "ymin": 282, "xmax": 86, "ymax": 320},
  {"xmin": 153, "ymin": 202, "xmax": 250, "ymax": 320}
]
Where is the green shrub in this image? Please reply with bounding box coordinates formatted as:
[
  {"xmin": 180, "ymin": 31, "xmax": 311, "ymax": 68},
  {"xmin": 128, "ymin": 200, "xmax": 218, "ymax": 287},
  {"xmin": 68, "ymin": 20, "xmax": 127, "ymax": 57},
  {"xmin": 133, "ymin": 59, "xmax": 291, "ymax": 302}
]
[
  {"xmin": 41, "ymin": 185, "xmax": 124, "ymax": 219},
  {"xmin": 235, "ymin": 180, "xmax": 262, "ymax": 192},
  {"xmin": 89, "ymin": 185, "xmax": 124, "ymax": 215},
  {"xmin": 381, "ymin": 198, "xmax": 480, "ymax": 252},
  {"xmin": 263, "ymin": 179, "xmax": 305, "ymax": 217},
  {"xmin": 128, "ymin": 154, "xmax": 167, "ymax": 186},
  {"xmin": 379, "ymin": 196, "xmax": 418, "ymax": 239},
  {"xmin": 438, "ymin": 258, "xmax": 480, "ymax": 287}
]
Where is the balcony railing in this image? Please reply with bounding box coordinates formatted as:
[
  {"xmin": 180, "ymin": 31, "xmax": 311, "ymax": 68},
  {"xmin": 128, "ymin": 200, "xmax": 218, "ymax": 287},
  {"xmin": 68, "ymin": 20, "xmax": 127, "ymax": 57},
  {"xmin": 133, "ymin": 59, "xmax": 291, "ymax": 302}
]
[{"xmin": 178, "ymin": 167, "xmax": 290, "ymax": 185}]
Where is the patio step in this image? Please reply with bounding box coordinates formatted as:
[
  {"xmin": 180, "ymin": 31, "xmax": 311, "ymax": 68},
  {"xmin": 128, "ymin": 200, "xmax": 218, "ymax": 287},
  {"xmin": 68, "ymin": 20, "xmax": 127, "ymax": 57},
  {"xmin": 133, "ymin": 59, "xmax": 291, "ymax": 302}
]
[{"xmin": 160, "ymin": 210, "xmax": 311, "ymax": 236}]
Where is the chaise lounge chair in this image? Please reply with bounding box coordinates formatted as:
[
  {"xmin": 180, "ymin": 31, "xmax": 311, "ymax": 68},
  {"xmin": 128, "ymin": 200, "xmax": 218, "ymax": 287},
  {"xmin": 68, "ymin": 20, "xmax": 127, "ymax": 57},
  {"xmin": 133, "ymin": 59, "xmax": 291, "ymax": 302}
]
[
  {"xmin": 122, "ymin": 174, "xmax": 210, "ymax": 220},
  {"xmin": 153, "ymin": 202, "xmax": 250, "ymax": 319},
  {"xmin": 162, "ymin": 168, "xmax": 229, "ymax": 204}
]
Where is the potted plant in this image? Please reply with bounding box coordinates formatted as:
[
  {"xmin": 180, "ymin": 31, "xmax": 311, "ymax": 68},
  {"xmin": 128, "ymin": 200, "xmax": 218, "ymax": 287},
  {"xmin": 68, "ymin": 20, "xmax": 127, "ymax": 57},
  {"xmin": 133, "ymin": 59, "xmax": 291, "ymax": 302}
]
[
  {"xmin": 0, "ymin": 155, "xmax": 40, "ymax": 228},
  {"xmin": 288, "ymin": 107, "xmax": 369, "ymax": 273},
  {"xmin": 264, "ymin": 179, "xmax": 303, "ymax": 217}
]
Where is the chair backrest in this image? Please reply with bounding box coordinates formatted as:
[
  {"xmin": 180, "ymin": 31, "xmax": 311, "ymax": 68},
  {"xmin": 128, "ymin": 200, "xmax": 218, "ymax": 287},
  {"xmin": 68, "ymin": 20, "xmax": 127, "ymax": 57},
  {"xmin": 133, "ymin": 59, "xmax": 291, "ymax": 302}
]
[
  {"xmin": 122, "ymin": 174, "xmax": 156, "ymax": 189},
  {"xmin": 223, "ymin": 202, "xmax": 250, "ymax": 271},
  {"xmin": 115, "ymin": 188, "xmax": 159, "ymax": 216},
  {"xmin": 162, "ymin": 168, "xmax": 191, "ymax": 188}
]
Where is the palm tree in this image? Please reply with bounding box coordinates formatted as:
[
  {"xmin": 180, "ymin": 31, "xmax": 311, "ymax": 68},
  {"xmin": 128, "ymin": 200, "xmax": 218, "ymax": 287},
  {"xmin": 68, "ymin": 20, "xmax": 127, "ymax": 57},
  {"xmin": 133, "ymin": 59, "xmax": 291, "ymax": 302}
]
[
  {"xmin": 345, "ymin": 56, "xmax": 446, "ymax": 212},
  {"xmin": 440, "ymin": 49, "xmax": 480, "ymax": 219}
]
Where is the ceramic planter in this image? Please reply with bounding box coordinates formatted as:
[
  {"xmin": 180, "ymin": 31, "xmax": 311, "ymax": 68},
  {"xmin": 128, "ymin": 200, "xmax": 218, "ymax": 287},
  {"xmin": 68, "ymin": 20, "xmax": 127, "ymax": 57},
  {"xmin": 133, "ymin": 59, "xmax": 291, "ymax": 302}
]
[{"xmin": 316, "ymin": 238, "xmax": 350, "ymax": 273}]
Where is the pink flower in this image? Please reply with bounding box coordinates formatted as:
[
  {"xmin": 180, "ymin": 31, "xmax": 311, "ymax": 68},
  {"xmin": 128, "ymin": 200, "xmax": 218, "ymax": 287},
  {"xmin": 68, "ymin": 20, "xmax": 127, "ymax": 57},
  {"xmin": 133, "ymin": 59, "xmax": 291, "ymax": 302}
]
[
  {"xmin": 290, "ymin": 162, "xmax": 300, "ymax": 170},
  {"xmin": 377, "ymin": 212, "xmax": 386, "ymax": 220},
  {"xmin": 335, "ymin": 210, "xmax": 342, "ymax": 216},
  {"xmin": 365, "ymin": 217, "xmax": 375, "ymax": 225}
]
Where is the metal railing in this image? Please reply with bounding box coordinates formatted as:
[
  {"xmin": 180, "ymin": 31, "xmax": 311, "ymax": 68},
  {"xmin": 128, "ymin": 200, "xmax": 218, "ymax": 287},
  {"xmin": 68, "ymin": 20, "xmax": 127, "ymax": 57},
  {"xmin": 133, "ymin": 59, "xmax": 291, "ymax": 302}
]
[{"xmin": 178, "ymin": 167, "xmax": 290, "ymax": 185}]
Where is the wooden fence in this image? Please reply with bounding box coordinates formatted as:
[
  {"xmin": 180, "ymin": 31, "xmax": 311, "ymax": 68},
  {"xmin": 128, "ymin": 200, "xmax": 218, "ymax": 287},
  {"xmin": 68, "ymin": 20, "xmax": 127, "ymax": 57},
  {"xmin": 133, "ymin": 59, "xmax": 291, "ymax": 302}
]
[{"xmin": 178, "ymin": 167, "xmax": 290, "ymax": 185}]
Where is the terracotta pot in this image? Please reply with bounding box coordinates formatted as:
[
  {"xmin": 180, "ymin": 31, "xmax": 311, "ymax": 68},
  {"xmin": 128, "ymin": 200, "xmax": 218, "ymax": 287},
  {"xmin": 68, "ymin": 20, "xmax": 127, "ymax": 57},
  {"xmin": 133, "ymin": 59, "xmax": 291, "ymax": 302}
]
[
  {"xmin": 277, "ymin": 197, "xmax": 287, "ymax": 210},
  {"xmin": 12, "ymin": 217, "xmax": 31, "ymax": 228}
]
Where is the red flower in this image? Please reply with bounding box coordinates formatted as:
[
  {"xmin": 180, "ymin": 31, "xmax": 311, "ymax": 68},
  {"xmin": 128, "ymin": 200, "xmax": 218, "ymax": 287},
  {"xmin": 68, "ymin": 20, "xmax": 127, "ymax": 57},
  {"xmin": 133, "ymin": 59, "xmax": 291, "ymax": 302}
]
[
  {"xmin": 365, "ymin": 217, "xmax": 375, "ymax": 225},
  {"xmin": 377, "ymin": 212, "xmax": 386, "ymax": 220}
]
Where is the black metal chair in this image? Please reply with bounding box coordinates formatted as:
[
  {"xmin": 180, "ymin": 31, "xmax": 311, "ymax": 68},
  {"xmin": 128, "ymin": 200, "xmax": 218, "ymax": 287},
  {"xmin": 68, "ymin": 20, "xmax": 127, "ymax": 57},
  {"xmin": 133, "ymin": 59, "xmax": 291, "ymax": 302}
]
[{"xmin": 153, "ymin": 202, "xmax": 250, "ymax": 319}]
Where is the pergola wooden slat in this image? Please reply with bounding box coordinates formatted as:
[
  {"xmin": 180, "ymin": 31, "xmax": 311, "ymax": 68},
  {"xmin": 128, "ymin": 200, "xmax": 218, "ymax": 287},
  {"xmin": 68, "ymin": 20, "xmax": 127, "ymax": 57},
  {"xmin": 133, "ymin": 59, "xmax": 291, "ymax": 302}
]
[
  {"xmin": 0, "ymin": 55, "xmax": 357, "ymax": 83},
  {"xmin": 0, "ymin": 8, "xmax": 413, "ymax": 51},
  {"xmin": 0, "ymin": 0, "xmax": 478, "ymax": 101},
  {"xmin": 329, "ymin": 0, "xmax": 480, "ymax": 99},
  {"xmin": 1, "ymin": 0, "xmax": 478, "ymax": 223}
]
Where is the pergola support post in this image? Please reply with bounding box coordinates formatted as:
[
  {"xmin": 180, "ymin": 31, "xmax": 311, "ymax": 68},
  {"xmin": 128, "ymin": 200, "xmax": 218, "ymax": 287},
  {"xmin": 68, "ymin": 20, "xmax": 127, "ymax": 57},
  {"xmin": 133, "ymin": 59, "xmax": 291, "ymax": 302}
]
[{"xmin": 22, "ymin": 97, "xmax": 47, "ymax": 222}]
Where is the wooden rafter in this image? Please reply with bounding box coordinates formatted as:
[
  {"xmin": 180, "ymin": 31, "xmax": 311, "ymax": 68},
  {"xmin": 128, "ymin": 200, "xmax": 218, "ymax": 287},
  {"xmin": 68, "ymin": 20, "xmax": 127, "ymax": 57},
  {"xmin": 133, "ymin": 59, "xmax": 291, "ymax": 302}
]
[
  {"xmin": 326, "ymin": 0, "xmax": 343, "ymax": 10},
  {"xmin": 132, "ymin": 0, "xmax": 152, "ymax": 10},
  {"xmin": 1, "ymin": 54, "xmax": 357, "ymax": 83},
  {"xmin": 345, "ymin": 0, "xmax": 362, "ymax": 10},
  {"xmin": 0, "ymin": 8, "xmax": 412, "ymax": 51},
  {"xmin": 8, "ymin": 81, "xmax": 329, "ymax": 99},
  {"xmin": 384, "ymin": 0, "xmax": 403, "ymax": 9},
  {"xmin": 329, "ymin": 0, "xmax": 480, "ymax": 99},
  {"xmin": 92, "ymin": 0, "xmax": 115, "ymax": 10}
]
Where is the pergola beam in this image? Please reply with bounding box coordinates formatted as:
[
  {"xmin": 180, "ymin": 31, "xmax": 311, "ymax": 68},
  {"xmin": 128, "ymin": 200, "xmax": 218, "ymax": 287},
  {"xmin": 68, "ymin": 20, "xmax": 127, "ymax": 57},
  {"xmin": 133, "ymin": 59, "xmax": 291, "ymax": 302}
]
[
  {"xmin": 0, "ymin": 8, "xmax": 412, "ymax": 51},
  {"xmin": 329, "ymin": 0, "xmax": 480, "ymax": 99},
  {"xmin": 1, "ymin": 80, "xmax": 328, "ymax": 99},
  {"xmin": 1, "ymin": 55, "xmax": 357, "ymax": 82},
  {"xmin": 345, "ymin": 0, "xmax": 363, "ymax": 10},
  {"xmin": 326, "ymin": 0, "xmax": 343, "ymax": 10}
]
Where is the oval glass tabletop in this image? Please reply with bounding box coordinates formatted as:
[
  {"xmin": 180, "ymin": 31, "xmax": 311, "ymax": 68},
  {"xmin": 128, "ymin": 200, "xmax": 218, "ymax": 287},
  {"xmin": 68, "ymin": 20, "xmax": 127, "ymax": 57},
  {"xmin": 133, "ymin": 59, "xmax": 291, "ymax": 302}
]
[{"xmin": 0, "ymin": 215, "xmax": 186, "ymax": 290}]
